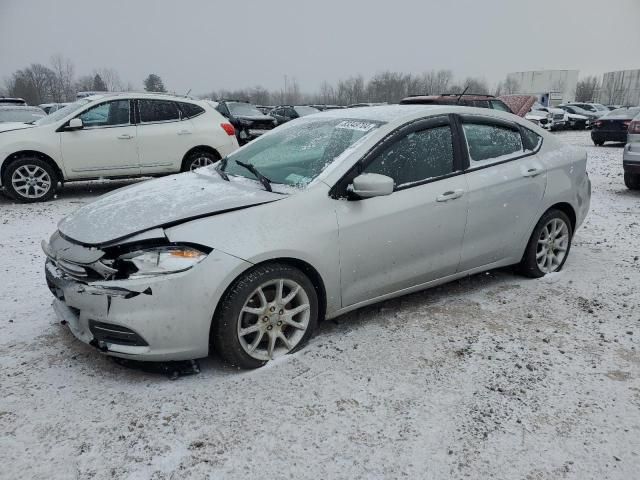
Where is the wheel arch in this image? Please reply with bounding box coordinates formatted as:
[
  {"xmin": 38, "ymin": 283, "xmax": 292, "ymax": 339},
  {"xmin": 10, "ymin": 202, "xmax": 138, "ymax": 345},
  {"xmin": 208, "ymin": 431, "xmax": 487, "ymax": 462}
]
[
  {"xmin": 209, "ymin": 256, "xmax": 328, "ymax": 346},
  {"xmin": 180, "ymin": 145, "xmax": 221, "ymax": 171},
  {"xmin": 1, "ymin": 150, "xmax": 64, "ymax": 185},
  {"xmin": 548, "ymin": 202, "xmax": 576, "ymax": 231}
]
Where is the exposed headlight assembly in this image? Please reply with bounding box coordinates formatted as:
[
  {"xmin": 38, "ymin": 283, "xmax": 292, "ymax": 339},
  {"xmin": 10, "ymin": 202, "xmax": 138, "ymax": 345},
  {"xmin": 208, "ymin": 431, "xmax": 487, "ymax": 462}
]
[{"xmin": 118, "ymin": 246, "xmax": 207, "ymax": 279}]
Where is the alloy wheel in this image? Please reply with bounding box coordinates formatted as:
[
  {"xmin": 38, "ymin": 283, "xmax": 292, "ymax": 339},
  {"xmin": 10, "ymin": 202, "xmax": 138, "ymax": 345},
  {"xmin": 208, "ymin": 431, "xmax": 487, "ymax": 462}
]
[
  {"xmin": 237, "ymin": 278, "xmax": 311, "ymax": 361},
  {"xmin": 189, "ymin": 156, "xmax": 215, "ymax": 170},
  {"xmin": 11, "ymin": 165, "xmax": 52, "ymax": 199},
  {"xmin": 536, "ymin": 218, "xmax": 569, "ymax": 273}
]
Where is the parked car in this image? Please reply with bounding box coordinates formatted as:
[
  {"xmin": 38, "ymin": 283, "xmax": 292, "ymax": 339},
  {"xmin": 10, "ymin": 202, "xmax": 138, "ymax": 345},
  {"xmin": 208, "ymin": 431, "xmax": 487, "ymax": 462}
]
[
  {"xmin": 269, "ymin": 105, "xmax": 320, "ymax": 125},
  {"xmin": 39, "ymin": 103, "xmax": 72, "ymax": 114},
  {"xmin": 0, "ymin": 96, "xmax": 27, "ymax": 106},
  {"xmin": 623, "ymin": 112, "xmax": 640, "ymax": 189},
  {"xmin": 568, "ymin": 102, "xmax": 610, "ymax": 118},
  {"xmin": 43, "ymin": 105, "xmax": 590, "ymax": 368},
  {"xmin": 532, "ymin": 105, "xmax": 567, "ymax": 130},
  {"xmin": 308, "ymin": 104, "xmax": 346, "ymax": 111},
  {"xmin": 0, "ymin": 93, "xmax": 238, "ymax": 202},
  {"xmin": 347, "ymin": 103, "xmax": 388, "ymax": 108},
  {"xmin": 401, "ymin": 93, "xmax": 515, "ymax": 112},
  {"xmin": 255, "ymin": 105, "xmax": 274, "ymax": 115},
  {"xmin": 525, "ymin": 109, "xmax": 553, "ymax": 129},
  {"xmin": 0, "ymin": 106, "xmax": 46, "ymax": 123},
  {"xmin": 212, "ymin": 100, "xmax": 277, "ymax": 145},
  {"xmin": 591, "ymin": 106, "xmax": 640, "ymax": 146},
  {"xmin": 555, "ymin": 105, "xmax": 590, "ymax": 129}
]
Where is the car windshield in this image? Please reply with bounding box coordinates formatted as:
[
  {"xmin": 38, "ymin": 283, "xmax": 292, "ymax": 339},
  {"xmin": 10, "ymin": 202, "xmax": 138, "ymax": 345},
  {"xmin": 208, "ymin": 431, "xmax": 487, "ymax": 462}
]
[
  {"xmin": 0, "ymin": 108, "xmax": 46, "ymax": 123},
  {"xmin": 221, "ymin": 118, "xmax": 384, "ymax": 187},
  {"xmin": 228, "ymin": 102, "xmax": 264, "ymax": 117},
  {"xmin": 34, "ymin": 99, "xmax": 91, "ymax": 126},
  {"xmin": 294, "ymin": 106, "xmax": 320, "ymax": 116}
]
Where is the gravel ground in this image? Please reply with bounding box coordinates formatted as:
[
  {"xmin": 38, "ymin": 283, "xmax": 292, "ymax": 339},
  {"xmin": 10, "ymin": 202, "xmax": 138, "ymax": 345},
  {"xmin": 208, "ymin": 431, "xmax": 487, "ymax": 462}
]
[{"xmin": 1, "ymin": 130, "xmax": 638, "ymax": 479}]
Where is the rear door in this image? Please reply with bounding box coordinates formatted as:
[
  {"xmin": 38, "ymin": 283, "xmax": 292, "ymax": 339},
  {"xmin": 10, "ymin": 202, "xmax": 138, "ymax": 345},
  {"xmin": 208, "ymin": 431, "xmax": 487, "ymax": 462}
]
[
  {"xmin": 335, "ymin": 116, "xmax": 469, "ymax": 307},
  {"xmin": 136, "ymin": 99, "xmax": 193, "ymax": 174},
  {"xmin": 457, "ymin": 115, "xmax": 547, "ymax": 270},
  {"xmin": 60, "ymin": 99, "xmax": 139, "ymax": 179}
]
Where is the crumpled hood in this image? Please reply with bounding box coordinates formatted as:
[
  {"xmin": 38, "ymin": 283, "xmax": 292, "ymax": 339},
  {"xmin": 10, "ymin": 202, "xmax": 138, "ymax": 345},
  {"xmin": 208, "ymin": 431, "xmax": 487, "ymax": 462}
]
[
  {"xmin": 498, "ymin": 95, "xmax": 537, "ymax": 117},
  {"xmin": 0, "ymin": 122, "xmax": 35, "ymax": 133},
  {"xmin": 58, "ymin": 169, "xmax": 283, "ymax": 246}
]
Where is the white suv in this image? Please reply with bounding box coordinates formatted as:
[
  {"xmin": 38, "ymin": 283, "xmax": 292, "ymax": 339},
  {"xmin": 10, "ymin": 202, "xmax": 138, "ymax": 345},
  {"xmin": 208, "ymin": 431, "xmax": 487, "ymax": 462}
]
[{"xmin": 0, "ymin": 93, "xmax": 239, "ymax": 202}]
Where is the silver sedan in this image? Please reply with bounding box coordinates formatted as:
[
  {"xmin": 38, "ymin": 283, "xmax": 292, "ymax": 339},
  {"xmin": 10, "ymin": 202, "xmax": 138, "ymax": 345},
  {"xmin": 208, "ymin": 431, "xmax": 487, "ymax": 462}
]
[{"xmin": 43, "ymin": 105, "xmax": 591, "ymax": 368}]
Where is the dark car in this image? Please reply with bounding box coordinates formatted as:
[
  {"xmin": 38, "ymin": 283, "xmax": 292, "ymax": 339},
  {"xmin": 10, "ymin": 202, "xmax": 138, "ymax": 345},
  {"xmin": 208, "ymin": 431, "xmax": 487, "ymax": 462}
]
[
  {"xmin": 400, "ymin": 93, "xmax": 516, "ymax": 114},
  {"xmin": 591, "ymin": 107, "xmax": 640, "ymax": 146},
  {"xmin": 0, "ymin": 96, "xmax": 27, "ymax": 106},
  {"xmin": 269, "ymin": 105, "xmax": 320, "ymax": 125},
  {"xmin": 255, "ymin": 105, "xmax": 274, "ymax": 115},
  {"xmin": 0, "ymin": 105, "xmax": 46, "ymax": 123},
  {"xmin": 308, "ymin": 104, "xmax": 345, "ymax": 111},
  {"xmin": 213, "ymin": 100, "xmax": 276, "ymax": 145}
]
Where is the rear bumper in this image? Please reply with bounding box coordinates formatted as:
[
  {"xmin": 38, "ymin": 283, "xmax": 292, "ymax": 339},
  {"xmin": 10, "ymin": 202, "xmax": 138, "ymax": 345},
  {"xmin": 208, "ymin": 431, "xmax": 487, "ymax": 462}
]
[
  {"xmin": 623, "ymin": 143, "xmax": 640, "ymax": 173},
  {"xmin": 591, "ymin": 131, "xmax": 628, "ymax": 143}
]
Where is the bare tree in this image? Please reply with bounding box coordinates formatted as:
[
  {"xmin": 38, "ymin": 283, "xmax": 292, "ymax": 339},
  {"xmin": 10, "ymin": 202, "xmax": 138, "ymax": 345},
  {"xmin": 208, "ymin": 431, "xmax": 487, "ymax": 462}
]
[
  {"xmin": 95, "ymin": 68, "xmax": 123, "ymax": 91},
  {"xmin": 575, "ymin": 76, "xmax": 599, "ymax": 102},
  {"xmin": 50, "ymin": 55, "xmax": 75, "ymax": 102}
]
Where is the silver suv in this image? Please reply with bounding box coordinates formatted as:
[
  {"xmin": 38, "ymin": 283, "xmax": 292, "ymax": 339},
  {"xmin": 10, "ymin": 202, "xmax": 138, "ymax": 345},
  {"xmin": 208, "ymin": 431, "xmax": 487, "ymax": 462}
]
[{"xmin": 623, "ymin": 113, "xmax": 640, "ymax": 189}]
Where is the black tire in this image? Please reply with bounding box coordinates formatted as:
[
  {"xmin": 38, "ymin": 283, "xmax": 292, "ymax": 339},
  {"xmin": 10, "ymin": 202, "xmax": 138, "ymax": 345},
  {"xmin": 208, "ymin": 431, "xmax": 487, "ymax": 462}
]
[
  {"xmin": 519, "ymin": 209, "xmax": 573, "ymax": 278},
  {"xmin": 181, "ymin": 150, "xmax": 220, "ymax": 172},
  {"xmin": 593, "ymin": 140, "xmax": 604, "ymax": 146},
  {"xmin": 212, "ymin": 263, "xmax": 319, "ymax": 369},
  {"xmin": 2, "ymin": 157, "xmax": 58, "ymax": 203},
  {"xmin": 624, "ymin": 172, "xmax": 640, "ymax": 190}
]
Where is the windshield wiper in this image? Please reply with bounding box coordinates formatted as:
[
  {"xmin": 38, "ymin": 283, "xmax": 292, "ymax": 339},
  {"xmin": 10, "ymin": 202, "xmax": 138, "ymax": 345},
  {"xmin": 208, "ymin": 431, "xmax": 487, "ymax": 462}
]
[
  {"xmin": 215, "ymin": 158, "xmax": 230, "ymax": 181},
  {"xmin": 234, "ymin": 160, "xmax": 272, "ymax": 192}
]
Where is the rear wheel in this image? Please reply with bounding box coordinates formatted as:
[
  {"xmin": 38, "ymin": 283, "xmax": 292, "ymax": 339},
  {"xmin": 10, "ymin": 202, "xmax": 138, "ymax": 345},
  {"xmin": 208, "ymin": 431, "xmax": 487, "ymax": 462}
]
[
  {"xmin": 519, "ymin": 209, "xmax": 573, "ymax": 278},
  {"xmin": 624, "ymin": 172, "xmax": 640, "ymax": 190},
  {"xmin": 182, "ymin": 150, "xmax": 220, "ymax": 171},
  {"xmin": 594, "ymin": 140, "xmax": 604, "ymax": 146},
  {"xmin": 212, "ymin": 263, "xmax": 319, "ymax": 369},
  {"xmin": 3, "ymin": 157, "xmax": 58, "ymax": 202}
]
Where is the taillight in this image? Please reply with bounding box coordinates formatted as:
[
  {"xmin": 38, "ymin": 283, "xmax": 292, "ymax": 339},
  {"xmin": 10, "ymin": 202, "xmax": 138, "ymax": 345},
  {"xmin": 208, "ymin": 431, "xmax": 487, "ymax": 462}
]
[
  {"xmin": 629, "ymin": 120, "xmax": 640, "ymax": 134},
  {"xmin": 594, "ymin": 120, "xmax": 603, "ymax": 128},
  {"xmin": 221, "ymin": 123, "xmax": 235, "ymax": 136}
]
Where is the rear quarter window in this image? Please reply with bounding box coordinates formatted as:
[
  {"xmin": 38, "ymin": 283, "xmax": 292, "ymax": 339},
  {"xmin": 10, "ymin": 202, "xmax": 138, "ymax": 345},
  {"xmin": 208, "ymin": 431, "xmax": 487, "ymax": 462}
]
[
  {"xmin": 520, "ymin": 127, "xmax": 543, "ymax": 151},
  {"xmin": 463, "ymin": 122, "xmax": 524, "ymax": 164},
  {"xmin": 178, "ymin": 102, "xmax": 205, "ymax": 119}
]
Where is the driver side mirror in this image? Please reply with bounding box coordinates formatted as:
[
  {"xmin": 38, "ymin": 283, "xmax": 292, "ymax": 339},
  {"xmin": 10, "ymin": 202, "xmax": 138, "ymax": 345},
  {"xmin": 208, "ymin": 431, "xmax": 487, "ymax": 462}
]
[
  {"xmin": 349, "ymin": 173, "xmax": 394, "ymax": 199},
  {"xmin": 67, "ymin": 118, "xmax": 83, "ymax": 130}
]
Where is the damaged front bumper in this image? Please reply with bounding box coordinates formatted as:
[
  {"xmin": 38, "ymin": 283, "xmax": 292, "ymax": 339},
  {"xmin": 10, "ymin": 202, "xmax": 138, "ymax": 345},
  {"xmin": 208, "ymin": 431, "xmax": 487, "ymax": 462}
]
[{"xmin": 44, "ymin": 247, "xmax": 252, "ymax": 361}]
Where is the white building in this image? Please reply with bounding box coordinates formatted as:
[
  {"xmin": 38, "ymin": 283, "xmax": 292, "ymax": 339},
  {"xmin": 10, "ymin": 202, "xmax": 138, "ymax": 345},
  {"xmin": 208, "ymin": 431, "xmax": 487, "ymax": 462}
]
[
  {"xmin": 506, "ymin": 70, "xmax": 579, "ymax": 105},
  {"xmin": 597, "ymin": 69, "xmax": 640, "ymax": 106}
]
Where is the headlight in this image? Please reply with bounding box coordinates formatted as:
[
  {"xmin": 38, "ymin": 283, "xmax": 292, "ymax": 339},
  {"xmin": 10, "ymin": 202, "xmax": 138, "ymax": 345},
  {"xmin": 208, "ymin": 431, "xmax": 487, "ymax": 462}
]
[{"xmin": 118, "ymin": 246, "xmax": 207, "ymax": 279}]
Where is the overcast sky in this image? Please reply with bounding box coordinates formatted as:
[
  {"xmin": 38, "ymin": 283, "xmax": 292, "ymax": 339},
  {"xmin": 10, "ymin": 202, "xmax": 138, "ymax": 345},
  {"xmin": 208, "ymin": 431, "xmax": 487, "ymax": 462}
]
[{"xmin": 1, "ymin": 0, "xmax": 639, "ymax": 95}]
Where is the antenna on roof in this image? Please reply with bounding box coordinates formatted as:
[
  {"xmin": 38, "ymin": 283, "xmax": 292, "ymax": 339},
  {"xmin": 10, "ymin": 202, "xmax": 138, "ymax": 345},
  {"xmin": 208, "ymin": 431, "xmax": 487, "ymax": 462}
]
[
  {"xmin": 185, "ymin": 89, "xmax": 191, "ymax": 97},
  {"xmin": 456, "ymin": 86, "xmax": 470, "ymax": 104}
]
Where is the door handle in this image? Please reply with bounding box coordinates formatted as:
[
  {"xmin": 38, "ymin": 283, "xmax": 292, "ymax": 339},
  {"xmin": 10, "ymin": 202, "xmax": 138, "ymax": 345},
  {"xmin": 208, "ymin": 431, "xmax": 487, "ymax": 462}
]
[
  {"xmin": 117, "ymin": 134, "xmax": 133, "ymax": 140},
  {"xmin": 177, "ymin": 130, "xmax": 192, "ymax": 135},
  {"xmin": 523, "ymin": 167, "xmax": 543, "ymax": 177},
  {"xmin": 436, "ymin": 189, "xmax": 464, "ymax": 202}
]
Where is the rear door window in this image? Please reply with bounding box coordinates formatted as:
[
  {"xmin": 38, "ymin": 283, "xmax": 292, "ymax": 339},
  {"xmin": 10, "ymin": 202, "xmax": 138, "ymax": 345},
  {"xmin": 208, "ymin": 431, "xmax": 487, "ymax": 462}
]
[
  {"xmin": 139, "ymin": 100, "xmax": 180, "ymax": 123},
  {"xmin": 462, "ymin": 122, "xmax": 524, "ymax": 165}
]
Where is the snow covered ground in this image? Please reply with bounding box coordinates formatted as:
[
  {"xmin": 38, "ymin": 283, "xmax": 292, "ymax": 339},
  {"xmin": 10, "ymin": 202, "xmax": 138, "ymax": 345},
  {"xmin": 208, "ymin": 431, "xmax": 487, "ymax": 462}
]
[{"xmin": 1, "ymin": 130, "xmax": 638, "ymax": 479}]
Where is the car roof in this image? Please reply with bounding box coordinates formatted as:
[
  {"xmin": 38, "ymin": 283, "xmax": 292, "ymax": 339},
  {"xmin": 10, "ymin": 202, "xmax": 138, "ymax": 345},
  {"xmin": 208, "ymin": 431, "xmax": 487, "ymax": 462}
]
[
  {"xmin": 0, "ymin": 105, "xmax": 44, "ymax": 111},
  {"xmin": 83, "ymin": 92, "xmax": 200, "ymax": 102},
  {"xmin": 306, "ymin": 104, "xmax": 445, "ymax": 123}
]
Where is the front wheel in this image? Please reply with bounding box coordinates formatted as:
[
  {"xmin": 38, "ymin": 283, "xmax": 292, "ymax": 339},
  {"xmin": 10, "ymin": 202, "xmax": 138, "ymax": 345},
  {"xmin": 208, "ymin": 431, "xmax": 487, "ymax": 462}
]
[
  {"xmin": 519, "ymin": 209, "xmax": 573, "ymax": 278},
  {"xmin": 624, "ymin": 172, "xmax": 640, "ymax": 190},
  {"xmin": 182, "ymin": 150, "xmax": 220, "ymax": 171},
  {"xmin": 212, "ymin": 263, "xmax": 319, "ymax": 369},
  {"xmin": 3, "ymin": 157, "xmax": 58, "ymax": 202}
]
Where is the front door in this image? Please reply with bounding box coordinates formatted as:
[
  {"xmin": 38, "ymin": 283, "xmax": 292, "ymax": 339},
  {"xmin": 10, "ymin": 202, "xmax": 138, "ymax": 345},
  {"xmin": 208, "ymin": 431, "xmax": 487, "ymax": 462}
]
[
  {"xmin": 60, "ymin": 99, "xmax": 139, "ymax": 179},
  {"xmin": 335, "ymin": 117, "xmax": 469, "ymax": 307}
]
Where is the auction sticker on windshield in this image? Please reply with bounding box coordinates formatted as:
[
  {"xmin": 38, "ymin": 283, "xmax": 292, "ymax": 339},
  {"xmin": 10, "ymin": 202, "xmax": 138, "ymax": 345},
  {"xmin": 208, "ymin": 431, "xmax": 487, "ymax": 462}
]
[{"xmin": 335, "ymin": 120, "xmax": 377, "ymax": 132}]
